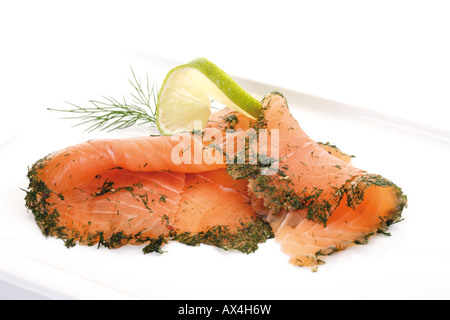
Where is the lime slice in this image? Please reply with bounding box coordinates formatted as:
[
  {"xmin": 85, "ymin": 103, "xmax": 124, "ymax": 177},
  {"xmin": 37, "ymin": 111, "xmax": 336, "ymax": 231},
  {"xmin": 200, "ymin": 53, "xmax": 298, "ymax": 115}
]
[{"xmin": 156, "ymin": 58, "xmax": 261, "ymax": 135}]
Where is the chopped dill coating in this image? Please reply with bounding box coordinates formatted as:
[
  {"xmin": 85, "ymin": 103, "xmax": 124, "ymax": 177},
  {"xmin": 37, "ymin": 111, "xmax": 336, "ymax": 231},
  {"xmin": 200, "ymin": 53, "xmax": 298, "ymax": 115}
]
[
  {"xmin": 141, "ymin": 235, "xmax": 168, "ymax": 254},
  {"xmin": 173, "ymin": 219, "xmax": 274, "ymax": 254},
  {"xmin": 222, "ymin": 113, "xmax": 239, "ymax": 130}
]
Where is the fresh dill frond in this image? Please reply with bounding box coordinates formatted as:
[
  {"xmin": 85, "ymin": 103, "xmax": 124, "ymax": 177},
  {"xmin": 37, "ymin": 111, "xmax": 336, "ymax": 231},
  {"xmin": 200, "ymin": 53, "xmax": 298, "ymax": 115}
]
[{"xmin": 48, "ymin": 68, "xmax": 158, "ymax": 132}]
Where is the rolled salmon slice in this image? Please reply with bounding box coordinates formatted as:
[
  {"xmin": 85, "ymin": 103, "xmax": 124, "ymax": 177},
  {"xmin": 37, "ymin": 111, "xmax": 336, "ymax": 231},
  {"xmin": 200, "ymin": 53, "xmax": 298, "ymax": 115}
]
[
  {"xmin": 225, "ymin": 92, "xmax": 407, "ymax": 270},
  {"xmin": 25, "ymin": 129, "xmax": 273, "ymax": 253}
]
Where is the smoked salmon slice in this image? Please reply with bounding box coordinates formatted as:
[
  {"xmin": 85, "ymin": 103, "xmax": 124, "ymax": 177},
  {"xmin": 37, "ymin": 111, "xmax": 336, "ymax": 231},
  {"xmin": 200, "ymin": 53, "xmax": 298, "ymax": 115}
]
[
  {"xmin": 221, "ymin": 92, "xmax": 407, "ymax": 271},
  {"xmin": 25, "ymin": 92, "xmax": 407, "ymax": 270},
  {"xmin": 25, "ymin": 133, "xmax": 273, "ymax": 253}
]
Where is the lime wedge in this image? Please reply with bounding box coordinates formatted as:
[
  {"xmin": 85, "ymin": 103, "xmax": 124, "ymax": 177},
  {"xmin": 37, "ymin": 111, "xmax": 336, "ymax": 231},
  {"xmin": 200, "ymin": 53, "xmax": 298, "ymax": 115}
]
[{"xmin": 156, "ymin": 58, "xmax": 261, "ymax": 135}]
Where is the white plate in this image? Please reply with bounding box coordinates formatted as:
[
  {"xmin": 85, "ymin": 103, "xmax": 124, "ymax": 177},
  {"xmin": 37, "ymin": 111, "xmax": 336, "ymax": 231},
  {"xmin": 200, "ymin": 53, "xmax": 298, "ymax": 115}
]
[{"xmin": 1, "ymin": 52, "xmax": 450, "ymax": 300}]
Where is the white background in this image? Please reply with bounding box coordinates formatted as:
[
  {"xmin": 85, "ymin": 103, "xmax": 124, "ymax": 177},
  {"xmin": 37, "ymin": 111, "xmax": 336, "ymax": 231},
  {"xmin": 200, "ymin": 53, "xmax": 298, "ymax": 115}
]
[
  {"xmin": 1, "ymin": 0, "xmax": 450, "ymax": 137},
  {"xmin": 1, "ymin": 1, "xmax": 450, "ymax": 300}
]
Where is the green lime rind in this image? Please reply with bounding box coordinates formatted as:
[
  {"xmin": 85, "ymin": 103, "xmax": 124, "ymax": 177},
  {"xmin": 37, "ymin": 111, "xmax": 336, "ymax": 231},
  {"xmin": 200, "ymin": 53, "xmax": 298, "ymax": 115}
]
[
  {"xmin": 156, "ymin": 57, "xmax": 261, "ymax": 135},
  {"xmin": 187, "ymin": 58, "xmax": 262, "ymax": 118}
]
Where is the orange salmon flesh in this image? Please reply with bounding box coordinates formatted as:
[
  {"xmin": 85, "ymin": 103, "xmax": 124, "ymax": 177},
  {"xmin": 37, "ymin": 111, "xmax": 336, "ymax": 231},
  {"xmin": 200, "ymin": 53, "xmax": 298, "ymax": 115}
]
[{"xmin": 25, "ymin": 92, "xmax": 406, "ymax": 270}]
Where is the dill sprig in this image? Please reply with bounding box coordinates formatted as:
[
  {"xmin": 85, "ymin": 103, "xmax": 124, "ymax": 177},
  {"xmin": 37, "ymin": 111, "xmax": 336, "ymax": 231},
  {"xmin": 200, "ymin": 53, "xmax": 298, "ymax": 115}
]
[{"xmin": 48, "ymin": 68, "xmax": 158, "ymax": 133}]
